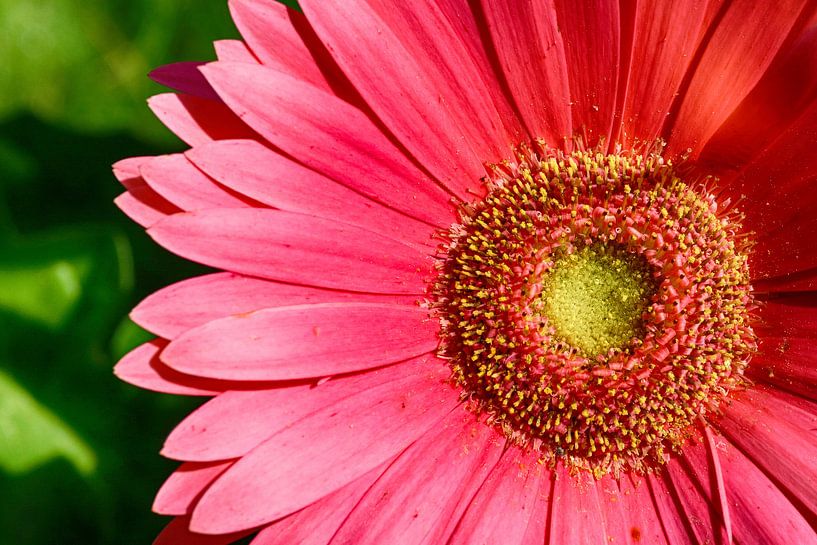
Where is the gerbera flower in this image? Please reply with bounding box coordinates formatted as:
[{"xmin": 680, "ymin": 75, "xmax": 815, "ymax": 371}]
[{"xmin": 114, "ymin": 0, "xmax": 817, "ymax": 543}]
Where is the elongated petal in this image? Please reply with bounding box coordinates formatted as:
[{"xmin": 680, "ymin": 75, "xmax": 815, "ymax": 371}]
[
  {"xmin": 154, "ymin": 461, "xmax": 233, "ymax": 516},
  {"xmin": 200, "ymin": 62, "xmax": 456, "ymax": 225},
  {"xmin": 140, "ymin": 154, "xmax": 255, "ymax": 211},
  {"xmin": 553, "ymin": 0, "xmax": 620, "ymax": 145},
  {"xmin": 162, "ymin": 303, "xmax": 439, "ymax": 380},
  {"xmin": 699, "ymin": 26, "xmax": 817, "ymax": 172},
  {"xmin": 189, "ymin": 364, "xmax": 458, "ymax": 533},
  {"xmin": 228, "ymin": 0, "xmax": 362, "ymax": 106},
  {"xmin": 717, "ymin": 387, "xmax": 817, "ymax": 522},
  {"xmin": 114, "ymin": 188, "xmax": 177, "ymax": 229},
  {"xmin": 148, "ymin": 209, "xmax": 432, "ymax": 294},
  {"xmin": 548, "ymin": 464, "xmax": 607, "ymax": 545},
  {"xmin": 748, "ymin": 337, "xmax": 817, "ymax": 401},
  {"xmin": 114, "ymin": 340, "xmax": 221, "ymax": 396},
  {"xmin": 132, "ymin": 272, "xmax": 417, "ymax": 340},
  {"xmin": 618, "ymin": 1, "xmax": 708, "ymax": 146},
  {"xmin": 448, "ymin": 447, "xmax": 549, "ymax": 545},
  {"xmin": 161, "ymin": 356, "xmax": 434, "ymax": 461},
  {"xmin": 148, "ymin": 93, "xmax": 258, "ymax": 147},
  {"xmin": 331, "ymin": 408, "xmax": 505, "ymax": 545},
  {"xmin": 300, "ymin": 0, "xmax": 513, "ymax": 198},
  {"xmin": 251, "ymin": 461, "xmax": 391, "ymax": 545},
  {"xmin": 149, "ymin": 62, "xmax": 220, "ymax": 101},
  {"xmin": 718, "ymin": 430, "xmax": 817, "ymax": 545},
  {"xmin": 154, "ymin": 516, "xmax": 251, "ymax": 545},
  {"xmin": 665, "ymin": 0, "xmax": 809, "ymax": 157},
  {"xmin": 186, "ymin": 139, "xmax": 447, "ymax": 238},
  {"xmin": 478, "ymin": 0, "xmax": 570, "ymax": 145},
  {"xmin": 213, "ymin": 39, "xmax": 257, "ymax": 63}
]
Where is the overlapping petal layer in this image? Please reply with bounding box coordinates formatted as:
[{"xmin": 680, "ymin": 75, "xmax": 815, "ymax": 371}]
[{"xmin": 115, "ymin": 1, "xmax": 817, "ymax": 543}]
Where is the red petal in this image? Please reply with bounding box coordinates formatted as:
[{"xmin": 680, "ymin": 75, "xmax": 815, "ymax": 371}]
[
  {"xmin": 665, "ymin": 0, "xmax": 810, "ymax": 157},
  {"xmin": 548, "ymin": 463, "xmax": 607, "ymax": 544},
  {"xmin": 618, "ymin": 1, "xmax": 708, "ymax": 146},
  {"xmin": 553, "ymin": 0, "xmax": 620, "ymax": 146},
  {"xmin": 476, "ymin": 0, "xmax": 571, "ymax": 145}
]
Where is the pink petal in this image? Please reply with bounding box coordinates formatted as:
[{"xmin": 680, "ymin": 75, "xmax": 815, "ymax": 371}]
[
  {"xmin": 548, "ymin": 463, "xmax": 607, "ymax": 544},
  {"xmin": 553, "ymin": 0, "xmax": 620, "ymax": 145},
  {"xmin": 132, "ymin": 272, "xmax": 417, "ymax": 340},
  {"xmin": 149, "ymin": 62, "xmax": 220, "ymax": 101},
  {"xmin": 148, "ymin": 93, "xmax": 258, "ymax": 147},
  {"xmin": 646, "ymin": 473, "xmax": 699, "ymax": 545},
  {"xmin": 148, "ymin": 208, "xmax": 432, "ymax": 294},
  {"xmin": 448, "ymin": 447, "xmax": 550, "ymax": 545},
  {"xmin": 716, "ymin": 387, "xmax": 817, "ymax": 525},
  {"xmin": 153, "ymin": 516, "xmax": 251, "ymax": 545},
  {"xmin": 663, "ymin": 453, "xmax": 727, "ymax": 545},
  {"xmin": 618, "ymin": 1, "xmax": 708, "ymax": 146},
  {"xmin": 665, "ymin": 0, "xmax": 810, "ymax": 157},
  {"xmin": 717, "ymin": 429, "xmax": 817, "ymax": 544},
  {"xmin": 162, "ymin": 303, "xmax": 439, "ymax": 380},
  {"xmin": 112, "ymin": 157, "xmax": 181, "ymax": 227},
  {"xmin": 154, "ymin": 461, "xmax": 233, "ymax": 516},
  {"xmin": 300, "ymin": 0, "xmax": 516, "ymax": 199},
  {"xmin": 617, "ymin": 475, "xmax": 671, "ymax": 545},
  {"xmin": 114, "ymin": 188, "xmax": 178, "ymax": 229},
  {"xmin": 698, "ymin": 25, "xmax": 817, "ymax": 173},
  {"xmin": 114, "ymin": 340, "xmax": 222, "ymax": 396},
  {"xmin": 199, "ymin": 62, "xmax": 456, "ymax": 226},
  {"xmin": 113, "ymin": 156, "xmax": 151, "ymax": 185},
  {"xmin": 189, "ymin": 363, "xmax": 459, "ymax": 533},
  {"xmin": 213, "ymin": 39, "xmax": 258, "ymax": 63},
  {"xmin": 251, "ymin": 461, "xmax": 391, "ymax": 545},
  {"xmin": 185, "ymin": 139, "xmax": 446, "ymax": 240},
  {"xmin": 140, "ymin": 154, "xmax": 256, "ymax": 211},
  {"xmin": 227, "ymin": 0, "xmax": 351, "ymax": 99},
  {"xmin": 331, "ymin": 408, "xmax": 505, "ymax": 545},
  {"xmin": 161, "ymin": 356, "xmax": 438, "ymax": 462},
  {"xmin": 478, "ymin": 0, "xmax": 571, "ymax": 145}
]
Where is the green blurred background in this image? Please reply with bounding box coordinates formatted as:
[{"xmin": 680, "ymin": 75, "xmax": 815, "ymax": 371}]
[{"xmin": 0, "ymin": 1, "xmax": 293, "ymax": 542}]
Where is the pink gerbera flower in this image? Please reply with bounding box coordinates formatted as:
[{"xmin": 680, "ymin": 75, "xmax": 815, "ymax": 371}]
[{"xmin": 115, "ymin": 1, "xmax": 817, "ymax": 543}]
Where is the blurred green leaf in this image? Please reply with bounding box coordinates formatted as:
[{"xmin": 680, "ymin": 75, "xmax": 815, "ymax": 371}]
[
  {"xmin": 0, "ymin": 370, "xmax": 96, "ymax": 476},
  {"xmin": 0, "ymin": 230, "xmax": 133, "ymax": 332},
  {"xmin": 0, "ymin": 0, "xmax": 239, "ymax": 142}
]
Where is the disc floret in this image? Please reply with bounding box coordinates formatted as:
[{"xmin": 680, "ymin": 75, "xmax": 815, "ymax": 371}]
[{"xmin": 434, "ymin": 143, "xmax": 756, "ymax": 475}]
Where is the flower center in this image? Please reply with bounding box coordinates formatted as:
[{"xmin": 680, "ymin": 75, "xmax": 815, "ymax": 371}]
[
  {"xmin": 434, "ymin": 143, "xmax": 756, "ymax": 476},
  {"xmin": 539, "ymin": 246, "xmax": 654, "ymax": 356}
]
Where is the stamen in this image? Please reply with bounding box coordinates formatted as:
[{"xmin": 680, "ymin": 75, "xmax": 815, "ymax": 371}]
[{"xmin": 433, "ymin": 143, "xmax": 756, "ymax": 476}]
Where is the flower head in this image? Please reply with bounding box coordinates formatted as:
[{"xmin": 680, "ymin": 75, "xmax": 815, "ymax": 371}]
[{"xmin": 115, "ymin": 1, "xmax": 817, "ymax": 543}]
